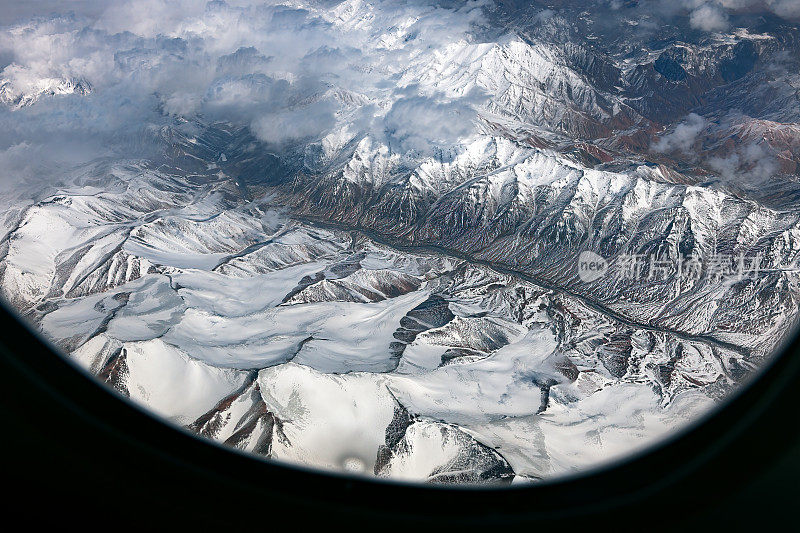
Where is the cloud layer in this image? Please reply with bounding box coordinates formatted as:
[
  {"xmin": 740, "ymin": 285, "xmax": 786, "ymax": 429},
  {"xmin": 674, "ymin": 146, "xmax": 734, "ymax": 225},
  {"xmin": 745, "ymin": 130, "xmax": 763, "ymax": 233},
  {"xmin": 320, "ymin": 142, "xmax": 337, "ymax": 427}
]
[
  {"xmin": 0, "ymin": 0, "xmax": 491, "ymax": 188},
  {"xmin": 680, "ymin": 0, "xmax": 800, "ymax": 31},
  {"xmin": 1, "ymin": 0, "xmax": 797, "ymax": 191}
]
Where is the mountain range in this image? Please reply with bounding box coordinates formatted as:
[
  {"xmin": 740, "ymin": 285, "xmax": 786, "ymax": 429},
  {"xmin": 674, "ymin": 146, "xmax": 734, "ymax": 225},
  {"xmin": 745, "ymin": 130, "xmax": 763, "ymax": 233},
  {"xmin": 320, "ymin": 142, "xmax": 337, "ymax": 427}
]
[{"xmin": 1, "ymin": 0, "xmax": 799, "ymax": 483}]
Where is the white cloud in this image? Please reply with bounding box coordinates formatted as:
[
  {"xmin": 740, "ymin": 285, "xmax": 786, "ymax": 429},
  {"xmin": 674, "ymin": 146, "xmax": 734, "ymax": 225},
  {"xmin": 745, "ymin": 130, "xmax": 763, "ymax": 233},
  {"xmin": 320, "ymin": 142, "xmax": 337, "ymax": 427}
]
[
  {"xmin": 0, "ymin": 0, "xmax": 493, "ymax": 186},
  {"xmin": 653, "ymin": 111, "xmax": 782, "ymax": 183},
  {"xmin": 652, "ymin": 113, "xmax": 709, "ymax": 153},
  {"xmin": 689, "ymin": 3, "xmax": 731, "ymax": 31},
  {"xmin": 767, "ymin": 0, "xmax": 800, "ymax": 20},
  {"xmin": 634, "ymin": 0, "xmax": 800, "ymax": 32},
  {"xmin": 381, "ymin": 82, "xmax": 486, "ymax": 154},
  {"xmin": 697, "ymin": 0, "xmax": 800, "ymax": 24},
  {"xmin": 708, "ymin": 141, "xmax": 779, "ymax": 182},
  {"xmin": 251, "ymin": 100, "xmax": 338, "ymax": 145}
]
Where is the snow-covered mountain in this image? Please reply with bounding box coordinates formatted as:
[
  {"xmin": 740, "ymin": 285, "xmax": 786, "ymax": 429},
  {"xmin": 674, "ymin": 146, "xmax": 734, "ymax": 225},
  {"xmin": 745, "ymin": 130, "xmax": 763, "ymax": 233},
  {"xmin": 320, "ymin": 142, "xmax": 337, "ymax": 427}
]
[{"xmin": 1, "ymin": 0, "xmax": 800, "ymax": 483}]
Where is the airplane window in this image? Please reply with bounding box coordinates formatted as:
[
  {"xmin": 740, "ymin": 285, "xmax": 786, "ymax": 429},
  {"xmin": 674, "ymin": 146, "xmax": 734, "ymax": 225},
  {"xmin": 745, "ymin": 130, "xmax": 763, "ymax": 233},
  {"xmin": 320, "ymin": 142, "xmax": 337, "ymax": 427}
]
[{"xmin": 1, "ymin": 0, "xmax": 799, "ymax": 489}]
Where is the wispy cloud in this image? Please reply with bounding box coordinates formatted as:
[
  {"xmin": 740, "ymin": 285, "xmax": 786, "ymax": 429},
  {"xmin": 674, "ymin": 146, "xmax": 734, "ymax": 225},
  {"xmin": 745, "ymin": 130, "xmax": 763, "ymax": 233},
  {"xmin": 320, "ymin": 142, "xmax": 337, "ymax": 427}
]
[{"xmin": 653, "ymin": 113, "xmax": 709, "ymax": 153}]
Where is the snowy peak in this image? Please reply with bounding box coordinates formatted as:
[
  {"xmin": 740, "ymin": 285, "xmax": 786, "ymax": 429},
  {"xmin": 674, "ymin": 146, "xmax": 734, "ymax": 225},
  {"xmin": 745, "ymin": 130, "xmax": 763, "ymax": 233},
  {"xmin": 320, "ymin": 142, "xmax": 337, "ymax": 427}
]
[{"xmin": 0, "ymin": 75, "xmax": 92, "ymax": 109}]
